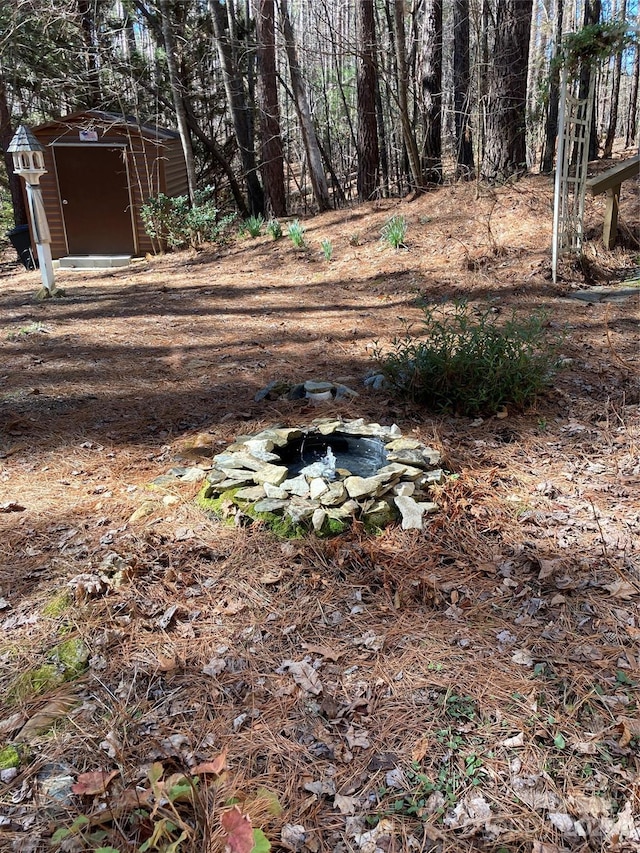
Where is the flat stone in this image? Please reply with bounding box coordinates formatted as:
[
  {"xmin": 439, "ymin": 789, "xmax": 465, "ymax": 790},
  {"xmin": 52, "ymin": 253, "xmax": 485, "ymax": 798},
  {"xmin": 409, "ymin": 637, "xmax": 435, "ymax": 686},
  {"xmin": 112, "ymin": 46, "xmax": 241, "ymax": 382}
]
[
  {"xmin": 281, "ymin": 475, "xmax": 310, "ymax": 496},
  {"xmin": 219, "ymin": 467, "xmax": 260, "ymax": 481},
  {"xmin": 253, "ymin": 463, "xmax": 289, "ymax": 486},
  {"xmin": 243, "ymin": 439, "xmax": 281, "ymax": 462},
  {"xmin": 344, "ymin": 474, "xmax": 388, "ymax": 499},
  {"xmin": 319, "ymin": 482, "xmax": 347, "ymax": 506},
  {"xmin": 385, "ymin": 438, "xmax": 422, "ymax": 451},
  {"xmin": 309, "ymin": 478, "xmax": 329, "ymax": 499},
  {"xmin": 263, "ymin": 482, "xmax": 288, "ymax": 499},
  {"xmin": 286, "ymin": 500, "xmax": 319, "ymax": 523},
  {"xmin": 287, "ymin": 383, "xmax": 306, "ymax": 400},
  {"xmin": 304, "ymin": 380, "xmax": 334, "ymax": 393},
  {"xmin": 216, "ymin": 477, "xmax": 256, "ymax": 489},
  {"xmin": 312, "ymin": 508, "xmax": 327, "ymax": 531},
  {"xmin": 334, "ymin": 384, "xmax": 359, "ymax": 399},
  {"xmin": 253, "ymin": 498, "xmax": 288, "ymax": 514},
  {"xmin": 393, "ymin": 481, "xmax": 415, "ymax": 497},
  {"xmin": 362, "ymin": 500, "xmax": 396, "ymax": 528},
  {"xmin": 316, "ymin": 420, "xmax": 343, "ymax": 435},
  {"xmin": 214, "ymin": 451, "xmax": 265, "ymax": 471},
  {"xmin": 419, "ymin": 469, "xmax": 444, "ymax": 485},
  {"xmin": 394, "ymin": 496, "xmax": 439, "ymax": 530},
  {"xmin": 387, "ymin": 448, "xmax": 441, "ymax": 468},
  {"xmin": 234, "ymin": 486, "xmax": 267, "ymax": 501},
  {"xmin": 257, "ymin": 428, "xmax": 303, "ymax": 447},
  {"xmin": 374, "ymin": 463, "xmax": 411, "ymax": 481},
  {"xmin": 206, "ymin": 469, "xmax": 226, "ymax": 485},
  {"xmin": 341, "ymin": 420, "xmax": 401, "ymax": 438}
]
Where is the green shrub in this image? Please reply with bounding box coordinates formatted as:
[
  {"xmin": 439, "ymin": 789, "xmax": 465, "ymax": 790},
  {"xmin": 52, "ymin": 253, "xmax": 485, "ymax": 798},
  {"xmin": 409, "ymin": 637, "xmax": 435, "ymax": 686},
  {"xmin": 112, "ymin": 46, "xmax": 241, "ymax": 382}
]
[
  {"xmin": 266, "ymin": 219, "xmax": 283, "ymax": 240},
  {"xmin": 375, "ymin": 302, "xmax": 561, "ymax": 417},
  {"xmin": 381, "ymin": 214, "xmax": 407, "ymax": 249},
  {"xmin": 321, "ymin": 238, "xmax": 333, "ymax": 261},
  {"xmin": 241, "ymin": 214, "xmax": 264, "ymax": 237},
  {"xmin": 141, "ymin": 186, "xmax": 235, "ymax": 251},
  {"xmin": 287, "ymin": 219, "xmax": 306, "ymax": 248}
]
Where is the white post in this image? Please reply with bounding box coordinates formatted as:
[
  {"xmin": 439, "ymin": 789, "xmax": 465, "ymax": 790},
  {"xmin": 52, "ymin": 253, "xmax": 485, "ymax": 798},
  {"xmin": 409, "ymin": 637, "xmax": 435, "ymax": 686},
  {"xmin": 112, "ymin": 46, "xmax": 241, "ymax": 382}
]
[
  {"xmin": 552, "ymin": 66, "xmax": 568, "ymax": 285},
  {"xmin": 7, "ymin": 124, "xmax": 58, "ymax": 298}
]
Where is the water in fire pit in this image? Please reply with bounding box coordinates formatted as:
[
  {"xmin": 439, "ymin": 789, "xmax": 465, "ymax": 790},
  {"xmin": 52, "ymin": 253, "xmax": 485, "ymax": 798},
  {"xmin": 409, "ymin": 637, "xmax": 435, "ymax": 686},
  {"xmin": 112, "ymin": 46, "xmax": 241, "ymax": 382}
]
[{"xmin": 278, "ymin": 432, "xmax": 388, "ymax": 479}]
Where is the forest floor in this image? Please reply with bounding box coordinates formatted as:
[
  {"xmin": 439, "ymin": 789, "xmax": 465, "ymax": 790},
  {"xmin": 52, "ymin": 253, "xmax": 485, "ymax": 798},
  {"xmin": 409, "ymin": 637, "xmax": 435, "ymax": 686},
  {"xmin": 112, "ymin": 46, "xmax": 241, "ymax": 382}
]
[{"xmin": 0, "ymin": 166, "xmax": 639, "ymax": 853}]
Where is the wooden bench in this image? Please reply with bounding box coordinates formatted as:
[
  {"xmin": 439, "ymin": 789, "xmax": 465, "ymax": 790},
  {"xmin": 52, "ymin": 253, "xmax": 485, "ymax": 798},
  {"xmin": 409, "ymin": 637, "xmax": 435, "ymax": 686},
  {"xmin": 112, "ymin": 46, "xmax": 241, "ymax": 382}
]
[{"xmin": 586, "ymin": 154, "xmax": 639, "ymax": 249}]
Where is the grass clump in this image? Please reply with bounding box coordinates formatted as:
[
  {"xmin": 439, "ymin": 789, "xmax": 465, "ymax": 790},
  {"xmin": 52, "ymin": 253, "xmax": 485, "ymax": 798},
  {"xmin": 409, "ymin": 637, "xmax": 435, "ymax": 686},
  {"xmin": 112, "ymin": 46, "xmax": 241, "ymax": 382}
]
[
  {"xmin": 381, "ymin": 214, "xmax": 408, "ymax": 249},
  {"xmin": 266, "ymin": 219, "xmax": 283, "ymax": 240},
  {"xmin": 7, "ymin": 638, "xmax": 88, "ymax": 704},
  {"xmin": 320, "ymin": 239, "xmax": 333, "ymax": 261},
  {"xmin": 287, "ymin": 220, "xmax": 306, "ymax": 249},
  {"xmin": 375, "ymin": 301, "xmax": 561, "ymax": 417},
  {"xmin": 241, "ymin": 214, "xmax": 264, "ymax": 237}
]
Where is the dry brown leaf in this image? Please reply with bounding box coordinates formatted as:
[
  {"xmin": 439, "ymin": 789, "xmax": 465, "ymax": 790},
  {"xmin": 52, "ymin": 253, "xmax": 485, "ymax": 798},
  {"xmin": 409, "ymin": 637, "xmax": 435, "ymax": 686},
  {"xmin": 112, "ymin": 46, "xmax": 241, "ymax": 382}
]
[
  {"xmin": 616, "ymin": 716, "xmax": 640, "ymax": 747},
  {"xmin": 72, "ymin": 769, "xmax": 119, "ymax": 796},
  {"xmin": 281, "ymin": 660, "xmax": 322, "ymax": 695},
  {"xmin": 300, "ymin": 643, "xmax": 344, "ymax": 662},
  {"xmin": 605, "ymin": 580, "xmax": 638, "ymax": 600},
  {"xmin": 532, "ymin": 843, "xmax": 561, "ymax": 853},
  {"xmin": 18, "ymin": 694, "xmax": 78, "ymax": 741},
  {"xmin": 0, "ymin": 711, "xmax": 26, "ymax": 737},
  {"xmin": 192, "ymin": 750, "xmax": 227, "ymax": 776},
  {"xmin": 260, "ymin": 569, "xmax": 284, "ymax": 584},
  {"xmin": 411, "ymin": 735, "xmax": 431, "ymax": 762}
]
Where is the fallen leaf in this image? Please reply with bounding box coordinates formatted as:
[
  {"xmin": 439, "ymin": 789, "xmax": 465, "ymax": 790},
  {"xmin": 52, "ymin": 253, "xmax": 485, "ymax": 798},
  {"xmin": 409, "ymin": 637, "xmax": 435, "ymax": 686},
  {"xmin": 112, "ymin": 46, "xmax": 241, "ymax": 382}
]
[
  {"xmin": 202, "ymin": 658, "xmax": 227, "ymax": 677},
  {"xmin": 260, "ymin": 569, "xmax": 284, "ymax": 584},
  {"xmin": 345, "ymin": 725, "xmax": 370, "ymax": 749},
  {"xmin": 280, "ymin": 824, "xmax": 307, "ymax": 852},
  {"xmin": 18, "ymin": 694, "xmax": 78, "ymax": 741},
  {"xmin": 605, "ymin": 580, "xmax": 638, "ymax": 600},
  {"xmin": 0, "ymin": 502, "xmax": 25, "ymax": 512},
  {"xmin": 72, "ymin": 769, "xmax": 119, "ymax": 796},
  {"xmin": 501, "ymin": 732, "xmax": 525, "ymax": 748},
  {"xmin": 300, "ymin": 643, "xmax": 344, "ymax": 662},
  {"xmin": 512, "ymin": 649, "xmax": 534, "ymax": 667},
  {"xmin": 532, "ymin": 843, "xmax": 561, "ymax": 853},
  {"xmin": 334, "ymin": 794, "xmax": 356, "ymax": 815},
  {"xmin": 281, "ymin": 660, "xmax": 322, "ymax": 695},
  {"xmin": 191, "ymin": 751, "xmax": 227, "ymax": 776},
  {"xmin": 411, "ymin": 736, "xmax": 430, "ymax": 762},
  {"xmin": 547, "ymin": 812, "xmax": 575, "ymax": 834},
  {"xmin": 221, "ymin": 806, "xmax": 254, "ymax": 853},
  {"xmin": 616, "ymin": 716, "xmax": 640, "ymax": 747}
]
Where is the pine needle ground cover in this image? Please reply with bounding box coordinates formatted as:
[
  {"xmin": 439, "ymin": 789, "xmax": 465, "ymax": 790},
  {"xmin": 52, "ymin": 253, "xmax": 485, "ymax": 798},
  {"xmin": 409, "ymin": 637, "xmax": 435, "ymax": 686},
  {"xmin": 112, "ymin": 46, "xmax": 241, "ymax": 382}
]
[{"xmin": 0, "ymin": 175, "xmax": 638, "ymax": 852}]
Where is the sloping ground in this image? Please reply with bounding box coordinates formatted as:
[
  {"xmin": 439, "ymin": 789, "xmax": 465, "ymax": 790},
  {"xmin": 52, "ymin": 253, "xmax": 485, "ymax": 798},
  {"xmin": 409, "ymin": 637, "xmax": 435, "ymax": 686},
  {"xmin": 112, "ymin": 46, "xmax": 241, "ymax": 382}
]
[{"xmin": 0, "ymin": 174, "xmax": 638, "ymax": 853}]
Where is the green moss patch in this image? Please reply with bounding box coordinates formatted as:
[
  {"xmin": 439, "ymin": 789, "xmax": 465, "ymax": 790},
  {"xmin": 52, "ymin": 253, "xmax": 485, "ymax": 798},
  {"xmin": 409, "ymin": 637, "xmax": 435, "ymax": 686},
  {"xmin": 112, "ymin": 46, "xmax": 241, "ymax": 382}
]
[
  {"xmin": 42, "ymin": 591, "xmax": 72, "ymax": 618},
  {"xmin": 0, "ymin": 745, "xmax": 21, "ymax": 770},
  {"xmin": 8, "ymin": 638, "xmax": 88, "ymax": 704},
  {"xmin": 197, "ymin": 486, "xmax": 308, "ymax": 538}
]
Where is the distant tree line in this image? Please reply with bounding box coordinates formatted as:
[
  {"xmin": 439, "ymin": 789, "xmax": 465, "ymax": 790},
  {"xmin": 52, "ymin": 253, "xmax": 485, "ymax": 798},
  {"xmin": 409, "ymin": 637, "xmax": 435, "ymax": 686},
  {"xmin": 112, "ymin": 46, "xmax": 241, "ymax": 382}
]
[{"xmin": 1, "ymin": 0, "xmax": 638, "ymax": 225}]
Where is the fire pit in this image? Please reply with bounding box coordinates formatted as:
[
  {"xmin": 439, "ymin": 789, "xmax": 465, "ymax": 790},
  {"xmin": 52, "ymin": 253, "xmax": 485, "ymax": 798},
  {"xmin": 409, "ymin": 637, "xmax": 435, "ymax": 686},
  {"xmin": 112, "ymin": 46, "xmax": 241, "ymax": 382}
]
[{"xmin": 199, "ymin": 418, "xmax": 444, "ymax": 535}]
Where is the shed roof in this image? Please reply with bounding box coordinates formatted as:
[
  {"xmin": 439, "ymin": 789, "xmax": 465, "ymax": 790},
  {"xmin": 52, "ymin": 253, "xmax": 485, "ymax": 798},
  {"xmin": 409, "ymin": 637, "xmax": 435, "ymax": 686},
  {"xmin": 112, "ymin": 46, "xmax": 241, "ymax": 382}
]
[{"xmin": 33, "ymin": 110, "xmax": 180, "ymax": 141}]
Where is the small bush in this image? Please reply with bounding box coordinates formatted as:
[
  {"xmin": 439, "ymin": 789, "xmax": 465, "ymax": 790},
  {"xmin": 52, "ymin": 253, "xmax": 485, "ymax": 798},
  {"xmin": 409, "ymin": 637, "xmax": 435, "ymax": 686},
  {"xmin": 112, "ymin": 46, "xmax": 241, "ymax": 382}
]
[
  {"xmin": 375, "ymin": 302, "xmax": 561, "ymax": 417},
  {"xmin": 266, "ymin": 219, "xmax": 283, "ymax": 240},
  {"xmin": 141, "ymin": 186, "xmax": 235, "ymax": 251},
  {"xmin": 241, "ymin": 214, "xmax": 264, "ymax": 237},
  {"xmin": 321, "ymin": 238, "xmax": 333, "ymax": 261},
  {"xmin": 287, "ymin": 219, "xmax": 306, "ymax": 248},
  {"xmin": 381, "ymin": 214, "xmax": 407, "ymax": 249}
]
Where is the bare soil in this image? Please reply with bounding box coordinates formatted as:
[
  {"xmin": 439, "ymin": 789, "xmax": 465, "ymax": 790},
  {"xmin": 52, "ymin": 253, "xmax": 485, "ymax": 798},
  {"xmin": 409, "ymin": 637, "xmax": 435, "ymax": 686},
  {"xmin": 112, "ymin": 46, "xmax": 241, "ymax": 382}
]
[{"xmin": 0, "ymin": 172, "xmax": 638, "ymax": 853}]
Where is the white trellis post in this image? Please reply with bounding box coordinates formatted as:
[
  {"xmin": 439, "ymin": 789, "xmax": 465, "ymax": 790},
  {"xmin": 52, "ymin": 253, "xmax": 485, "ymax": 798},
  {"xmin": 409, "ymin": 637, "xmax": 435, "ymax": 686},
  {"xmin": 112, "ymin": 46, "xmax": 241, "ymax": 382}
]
[{"xmin": 551, "ymin": 65, "xmax": 596, "ymax": 283}]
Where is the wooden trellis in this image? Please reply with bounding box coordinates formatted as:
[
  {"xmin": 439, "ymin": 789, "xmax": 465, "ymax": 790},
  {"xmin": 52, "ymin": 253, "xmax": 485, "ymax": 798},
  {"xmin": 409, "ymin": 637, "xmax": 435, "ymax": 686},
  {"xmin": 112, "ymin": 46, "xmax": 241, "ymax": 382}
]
[{"xmin": 552, "ymin": 67, "xmax": 596, "ymax": 283}]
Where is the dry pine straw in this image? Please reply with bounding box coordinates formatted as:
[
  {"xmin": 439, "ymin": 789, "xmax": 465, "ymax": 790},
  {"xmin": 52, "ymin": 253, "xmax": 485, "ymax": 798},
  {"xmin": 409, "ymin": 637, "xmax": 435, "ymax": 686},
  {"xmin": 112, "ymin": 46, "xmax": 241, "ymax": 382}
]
[{"xmin": 0, "ymin": 174, "xmax": 639, "ymax": 852}]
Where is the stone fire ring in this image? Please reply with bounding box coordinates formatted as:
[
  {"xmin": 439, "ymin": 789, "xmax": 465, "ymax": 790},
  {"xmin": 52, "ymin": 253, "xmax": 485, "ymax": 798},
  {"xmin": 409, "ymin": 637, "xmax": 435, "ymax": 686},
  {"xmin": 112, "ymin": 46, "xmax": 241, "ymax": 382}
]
[{"xmin": 198, "ymin": 418, "xmax": 444, "ymax": 535}]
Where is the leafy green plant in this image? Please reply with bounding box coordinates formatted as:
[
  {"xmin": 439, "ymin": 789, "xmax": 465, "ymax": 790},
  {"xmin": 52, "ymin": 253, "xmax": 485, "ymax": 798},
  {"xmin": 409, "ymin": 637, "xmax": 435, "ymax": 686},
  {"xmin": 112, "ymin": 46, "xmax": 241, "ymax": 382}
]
[
  {"xmin": 558, "ymin": 20, "xmax": 636, "ymax": 74},
  {"xmin": 287, "ymin": 219, "xmax": 306, "ymax": 249},
  {"xmin": 381, "ymin": 214, "xmax": 408, "ymax": 249},
  {"xmin": 320, "ymin": 238, "xmax": 333, "ymax": 261},
  {"xmin": 375, "ymin": 301, "xmax": 562, "ymax": 417},
  {"xmin": 266, "ymin": 219, "xmax": 282, "ymax": 240},
  {"xmin": 141, "ymin": 187, "xmax": 235, "ymax": 251},
  {"xmin": 241, "ymin": 214, "xmax": 264, "ymax": 238}
]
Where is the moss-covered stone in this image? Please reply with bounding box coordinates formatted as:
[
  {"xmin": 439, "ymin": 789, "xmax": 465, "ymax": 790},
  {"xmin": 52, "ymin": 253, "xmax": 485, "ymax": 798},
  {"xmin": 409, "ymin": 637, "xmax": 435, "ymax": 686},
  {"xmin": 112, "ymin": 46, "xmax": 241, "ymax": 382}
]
[{"xmin": 197, "ymin": 485, "xmax": 307, "ymax": 539}]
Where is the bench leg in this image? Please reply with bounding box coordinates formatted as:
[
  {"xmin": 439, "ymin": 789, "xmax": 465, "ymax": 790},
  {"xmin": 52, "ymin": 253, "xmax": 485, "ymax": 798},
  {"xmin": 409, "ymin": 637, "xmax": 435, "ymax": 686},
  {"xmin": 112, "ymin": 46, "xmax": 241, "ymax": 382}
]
[{"xmin": 602, "ymin": 185, "xmax": 620, "ymax": 250}]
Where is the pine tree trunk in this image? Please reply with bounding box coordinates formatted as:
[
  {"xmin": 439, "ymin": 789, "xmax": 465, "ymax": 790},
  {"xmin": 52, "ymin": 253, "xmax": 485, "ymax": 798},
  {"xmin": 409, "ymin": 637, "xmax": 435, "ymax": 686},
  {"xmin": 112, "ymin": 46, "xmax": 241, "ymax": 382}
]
[
  {"xmin": 356, "ymin": 0, "xmax": 380, "ymax": 201},
  {"xmin": 579, "ymin": 0, "xmax": 601, "ymax": 160},
  {"xmin": 210, "ymin": 0, "xmax": 264, "ymax": 216},
  {"xmin": 394, "ymin": 0, "xmax": 424, "ymax": 192},
  {"xmin": 280, "ymin": 0, "xmax": 331, "ymax": 211},
  {"xmin": 541, "ymin": 0, "xmax": 563, "ymax": 172},
  {"xmin": 453, "ymin": 0, "xmax": 474, "ymax": 177},
  {"xmin": 158, "ymin": 0, "xmax": 198, "ymax": 204},
  {"xmin": 603, "ymin": 0, "xmax": 626, "ymax": 157},
  {"xmin": 480, "ymin": 0, "xmax": 533, "ymax": 183},
  {"xmin": 0, "ymin": 76, "xmax": 27, "ymax": 227},
  {"xmin": 255, "ymin": 0, "xmax": 286, "ymax": 216},
  {"xmin": 626, "ymin": 40, "xmax": 639, "ymax": 148},
  {"xmin": 418, "ymin": 0, "xmax": 443, "ymax": 184}
]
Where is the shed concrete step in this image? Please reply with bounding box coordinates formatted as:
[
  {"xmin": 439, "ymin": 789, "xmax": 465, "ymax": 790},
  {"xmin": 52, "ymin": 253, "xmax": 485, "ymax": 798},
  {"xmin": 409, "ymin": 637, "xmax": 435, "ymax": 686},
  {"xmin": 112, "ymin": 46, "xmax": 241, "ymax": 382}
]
[{"xmin": 59, "ymin": 255, "xmax": 132, "ymax": 269}]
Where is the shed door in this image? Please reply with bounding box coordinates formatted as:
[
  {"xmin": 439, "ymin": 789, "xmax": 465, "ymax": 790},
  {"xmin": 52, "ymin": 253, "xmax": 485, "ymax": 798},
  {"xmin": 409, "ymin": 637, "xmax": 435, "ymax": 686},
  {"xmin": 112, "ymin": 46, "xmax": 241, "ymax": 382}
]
[{"xmin": 54, "ymin": 146, "xmax": 135, "ymax": 255}]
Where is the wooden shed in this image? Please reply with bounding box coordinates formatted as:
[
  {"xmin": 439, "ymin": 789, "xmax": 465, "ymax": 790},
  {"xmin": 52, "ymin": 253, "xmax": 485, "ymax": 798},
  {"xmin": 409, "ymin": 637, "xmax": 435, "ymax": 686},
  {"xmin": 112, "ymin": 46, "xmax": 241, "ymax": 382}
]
[{"xmin": 29, "ymin": 110, "xmax": 188, "ymax": 259}]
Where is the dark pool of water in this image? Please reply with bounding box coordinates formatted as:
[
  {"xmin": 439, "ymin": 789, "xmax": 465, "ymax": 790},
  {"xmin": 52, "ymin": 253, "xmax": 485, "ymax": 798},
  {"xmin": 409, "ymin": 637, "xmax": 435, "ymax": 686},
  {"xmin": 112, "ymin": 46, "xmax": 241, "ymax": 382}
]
[{"xmin": 278, "ymin": 432, "xmax": 388, "ymax": 478}]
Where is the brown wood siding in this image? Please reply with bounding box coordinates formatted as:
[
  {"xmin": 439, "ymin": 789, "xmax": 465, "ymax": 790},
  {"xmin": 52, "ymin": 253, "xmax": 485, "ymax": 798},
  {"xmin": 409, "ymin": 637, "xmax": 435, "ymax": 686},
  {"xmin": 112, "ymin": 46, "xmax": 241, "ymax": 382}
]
[
  {"xmin": 31, "ymin": 115, "xmax": 186, "ymax": 258},
  {"xmin": 163, "ymin": 140, "xmax": 189, "ymax": 197}
]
